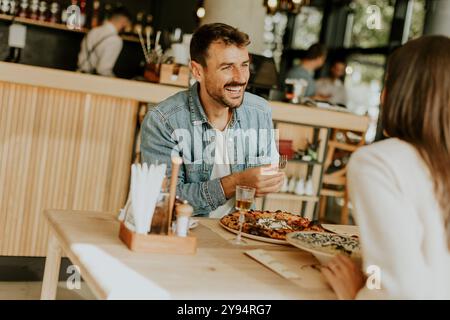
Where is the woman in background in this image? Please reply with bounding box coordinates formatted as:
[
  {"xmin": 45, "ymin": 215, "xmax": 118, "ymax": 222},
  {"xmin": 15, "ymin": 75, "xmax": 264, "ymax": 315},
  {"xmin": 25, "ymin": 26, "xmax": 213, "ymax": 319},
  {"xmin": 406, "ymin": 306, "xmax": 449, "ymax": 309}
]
[{"xmin": 321, "ymin": 35, "xmax": 450, "ymax": 299}]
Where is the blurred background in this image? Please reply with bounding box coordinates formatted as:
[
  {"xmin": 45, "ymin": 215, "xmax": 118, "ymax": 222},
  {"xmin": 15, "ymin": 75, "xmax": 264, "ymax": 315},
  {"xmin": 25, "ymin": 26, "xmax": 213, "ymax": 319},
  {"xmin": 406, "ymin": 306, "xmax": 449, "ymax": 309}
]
[{"xmin": 2, "ymin": 0, "xmax": 447, "ymax": 142}]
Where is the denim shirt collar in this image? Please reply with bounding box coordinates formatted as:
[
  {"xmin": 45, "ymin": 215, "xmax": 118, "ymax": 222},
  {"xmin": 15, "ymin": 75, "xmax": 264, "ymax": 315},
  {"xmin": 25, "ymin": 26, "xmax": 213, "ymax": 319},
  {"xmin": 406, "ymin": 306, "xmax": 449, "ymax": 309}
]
[{"xmin": 188, "ymin": 82, "xmax": 242, "ymax": 127}]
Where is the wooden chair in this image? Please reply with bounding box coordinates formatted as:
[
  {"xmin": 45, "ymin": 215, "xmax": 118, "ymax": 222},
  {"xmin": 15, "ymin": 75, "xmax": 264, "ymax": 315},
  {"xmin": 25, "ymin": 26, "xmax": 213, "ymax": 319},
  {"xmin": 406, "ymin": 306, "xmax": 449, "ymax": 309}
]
[{"xmin": 318, "ymin": 132, "xmax": 362, "ymax": 224}]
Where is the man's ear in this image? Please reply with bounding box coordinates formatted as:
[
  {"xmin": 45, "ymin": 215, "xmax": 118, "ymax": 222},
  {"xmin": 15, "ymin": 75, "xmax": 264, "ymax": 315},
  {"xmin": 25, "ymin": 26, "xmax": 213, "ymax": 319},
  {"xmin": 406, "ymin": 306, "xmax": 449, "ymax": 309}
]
[{"xmin": 190, "ymin": 60, "xmax": 203, "ymax": 83}]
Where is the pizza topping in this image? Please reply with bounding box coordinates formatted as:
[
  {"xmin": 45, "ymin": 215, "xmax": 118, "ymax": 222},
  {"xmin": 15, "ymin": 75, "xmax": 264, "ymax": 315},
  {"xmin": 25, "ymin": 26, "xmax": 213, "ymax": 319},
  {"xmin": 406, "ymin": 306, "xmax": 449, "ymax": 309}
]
[{"xmin": 256, "ymin": 218, "xmax": 293, "ymax": 230}]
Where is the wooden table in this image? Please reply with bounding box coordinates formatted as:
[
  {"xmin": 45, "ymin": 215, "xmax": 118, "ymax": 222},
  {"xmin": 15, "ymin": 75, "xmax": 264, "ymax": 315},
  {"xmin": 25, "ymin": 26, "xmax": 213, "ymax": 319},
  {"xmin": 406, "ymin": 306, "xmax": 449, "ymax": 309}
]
[{"xmin": 40, "ymin": 210, "xmax": 336, "ymax": 300}]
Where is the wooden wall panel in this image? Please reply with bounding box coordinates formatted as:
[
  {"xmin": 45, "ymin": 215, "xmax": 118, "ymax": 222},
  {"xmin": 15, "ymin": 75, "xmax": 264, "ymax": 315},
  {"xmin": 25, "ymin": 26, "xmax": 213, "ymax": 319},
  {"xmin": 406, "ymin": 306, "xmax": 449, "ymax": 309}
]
[{"xmin": 0, "ymin": 81, "xmax": 138, "ymax": 256}]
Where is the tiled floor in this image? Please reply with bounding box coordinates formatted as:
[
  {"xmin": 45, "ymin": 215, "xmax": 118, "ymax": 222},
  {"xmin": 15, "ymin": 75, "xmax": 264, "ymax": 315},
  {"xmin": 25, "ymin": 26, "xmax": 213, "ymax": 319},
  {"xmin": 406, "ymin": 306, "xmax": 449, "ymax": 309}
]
[{"xmin": 0, "ymin": 281, "xmax": 96, "ymax": 300}]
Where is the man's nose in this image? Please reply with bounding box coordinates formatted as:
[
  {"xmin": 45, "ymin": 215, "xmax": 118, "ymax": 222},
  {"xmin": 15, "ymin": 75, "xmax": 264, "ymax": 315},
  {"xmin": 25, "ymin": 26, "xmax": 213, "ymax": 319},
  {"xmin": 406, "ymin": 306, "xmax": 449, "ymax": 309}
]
[{"xmin": 232, "ymin": 69, "xmax": 247, "ymax": 84}]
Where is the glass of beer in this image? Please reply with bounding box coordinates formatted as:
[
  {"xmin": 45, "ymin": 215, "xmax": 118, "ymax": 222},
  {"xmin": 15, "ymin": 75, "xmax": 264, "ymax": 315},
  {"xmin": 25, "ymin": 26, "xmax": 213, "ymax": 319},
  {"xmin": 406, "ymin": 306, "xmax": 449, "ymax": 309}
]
[{"xmin": 230, "ymin": 185, "xmax": 255, "ymax": 245}]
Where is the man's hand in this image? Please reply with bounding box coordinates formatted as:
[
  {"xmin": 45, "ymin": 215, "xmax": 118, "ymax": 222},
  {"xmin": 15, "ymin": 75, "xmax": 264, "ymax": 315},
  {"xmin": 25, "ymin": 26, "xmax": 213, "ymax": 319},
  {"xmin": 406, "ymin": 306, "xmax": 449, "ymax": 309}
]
[{"xmin": 220, "ymin": 165, "xmax": 285, "ymax": 198}]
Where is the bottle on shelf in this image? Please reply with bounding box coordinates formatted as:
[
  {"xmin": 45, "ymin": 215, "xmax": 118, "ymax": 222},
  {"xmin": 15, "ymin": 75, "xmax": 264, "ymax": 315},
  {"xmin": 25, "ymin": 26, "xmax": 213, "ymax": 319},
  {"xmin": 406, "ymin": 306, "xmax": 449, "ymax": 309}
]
[
  {"xmin": 287, "ymin": 176, "xmax": 297, "ymax": 193},
  {"xmin": 18, "ymin": 0, "xmax": 30, "ymax": 18},
  {"xmin": 1, "ymin": 0, "xmax": 11, "ymax": 15},
  {"xmin": 28, "ymin": 0, "xmax": 37, "ymax": 19},
  {"xmin": 78, "ymin": 0, "xmax": 85, "ymax": 27},
  {"xmin": 49, "ymin": 1, "xmax": 59, "ymax": 23},
  {"xmin": 90, "ymin": 0, "xmax": 100, "ymax": 28},
  {"xmin": 294, "ymin": 177, "xmax": 305, "ymax": 196},
  {"xmin": 38, "ymin": 0, "xmax": 48, "ymax": 21},
  {"xmin": 10, "ymin": 0, "xmax": 17, "ymax": 15},
  {"xmin": 304, "ymin": 176, "xmax": 314, "ymax": 196},
  {"xmin": 60, "ymin": 1, "xmax": 67, "ymax": 23}
]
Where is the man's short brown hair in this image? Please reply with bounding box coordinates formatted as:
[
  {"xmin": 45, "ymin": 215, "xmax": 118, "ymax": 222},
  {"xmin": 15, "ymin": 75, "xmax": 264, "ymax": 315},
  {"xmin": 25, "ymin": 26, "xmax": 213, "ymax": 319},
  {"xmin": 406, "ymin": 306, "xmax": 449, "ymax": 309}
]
[
  {"xmin": 304, "ymin": 43, "xmax": 327, "ymax": 60},
  {"xmin": 190, "ymin": 23, "xmax": 250, "ymax": 67}
]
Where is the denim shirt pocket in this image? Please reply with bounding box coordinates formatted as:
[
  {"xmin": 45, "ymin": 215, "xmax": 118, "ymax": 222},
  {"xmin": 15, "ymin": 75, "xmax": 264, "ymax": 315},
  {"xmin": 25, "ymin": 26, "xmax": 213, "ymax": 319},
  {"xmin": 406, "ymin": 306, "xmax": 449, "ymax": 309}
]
[{"xmin": 185, "ymin": 162, "xmax": 211, "ymax": 182}]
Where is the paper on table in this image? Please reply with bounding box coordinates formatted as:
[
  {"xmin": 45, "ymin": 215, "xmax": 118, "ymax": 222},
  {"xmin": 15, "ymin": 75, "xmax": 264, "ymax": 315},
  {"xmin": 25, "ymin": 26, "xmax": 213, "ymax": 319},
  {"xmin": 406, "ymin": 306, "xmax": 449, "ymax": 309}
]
[{"xmin": 245, "ymin": 249, "xmax": 331, "ymax": 290}]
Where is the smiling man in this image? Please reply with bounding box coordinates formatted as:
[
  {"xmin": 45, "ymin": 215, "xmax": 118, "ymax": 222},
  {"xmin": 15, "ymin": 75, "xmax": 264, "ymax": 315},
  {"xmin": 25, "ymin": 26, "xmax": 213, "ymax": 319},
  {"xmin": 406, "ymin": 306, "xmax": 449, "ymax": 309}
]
[{"xmin": 141, "ymin": 23, "xmax": 283, "ymax": 217}]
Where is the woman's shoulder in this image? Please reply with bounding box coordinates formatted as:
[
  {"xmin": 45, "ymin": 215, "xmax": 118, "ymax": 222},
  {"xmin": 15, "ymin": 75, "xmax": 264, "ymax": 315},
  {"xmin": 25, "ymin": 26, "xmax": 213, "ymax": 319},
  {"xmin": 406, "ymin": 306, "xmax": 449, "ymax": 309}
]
[
  {"xmin": 349, "ymin": 138, "xmax": 425, "ymax": 178},
  {"xmin": 350, "ymin": 138, "xmax": 418, "ymax": 166}
]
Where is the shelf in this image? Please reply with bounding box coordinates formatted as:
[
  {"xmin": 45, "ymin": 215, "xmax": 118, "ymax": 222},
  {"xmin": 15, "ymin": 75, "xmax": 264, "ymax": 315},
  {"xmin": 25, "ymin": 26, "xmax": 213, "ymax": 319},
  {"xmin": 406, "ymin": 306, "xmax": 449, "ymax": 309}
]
[
  {"xmin": 264, "ymin": 193, "xmax": 319, "ymax": 202},
  {"xmin": 120, "ymin": 34, "xmax": 140, "ymax": 43},
  {"xmin": 0, "ymin": 13, "xmax": 87, "ymax": 33},
  {"xmin": 0, "ymin": 14, "xmax": 140, "ymax": 43},
  {"xmin": 287, "ymin": 158, "xmax": 322, "ymax": 166}
]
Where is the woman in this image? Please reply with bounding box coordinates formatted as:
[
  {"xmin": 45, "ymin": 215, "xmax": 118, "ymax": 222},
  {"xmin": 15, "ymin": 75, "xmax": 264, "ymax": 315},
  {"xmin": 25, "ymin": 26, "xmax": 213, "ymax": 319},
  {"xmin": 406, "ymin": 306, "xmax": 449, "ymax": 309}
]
[{"xmin": 321, "ymin": 35, "xmax": 450, "ymax": 299}]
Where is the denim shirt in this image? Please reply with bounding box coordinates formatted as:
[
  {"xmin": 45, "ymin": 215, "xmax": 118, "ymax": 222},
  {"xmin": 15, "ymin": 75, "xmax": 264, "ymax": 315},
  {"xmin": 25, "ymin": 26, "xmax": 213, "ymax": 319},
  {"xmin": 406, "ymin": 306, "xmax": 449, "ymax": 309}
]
[{"xmin": 141, "ymin": 82, "xmax": 278, "ymax": 216}]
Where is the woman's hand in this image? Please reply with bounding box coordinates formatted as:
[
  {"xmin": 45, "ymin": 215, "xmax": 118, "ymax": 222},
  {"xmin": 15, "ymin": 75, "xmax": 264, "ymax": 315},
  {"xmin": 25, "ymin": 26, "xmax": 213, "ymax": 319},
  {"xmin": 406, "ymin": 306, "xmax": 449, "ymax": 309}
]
[{"xmin": 321, "ymin": 254, "xmax": 365, "ymax": 300}]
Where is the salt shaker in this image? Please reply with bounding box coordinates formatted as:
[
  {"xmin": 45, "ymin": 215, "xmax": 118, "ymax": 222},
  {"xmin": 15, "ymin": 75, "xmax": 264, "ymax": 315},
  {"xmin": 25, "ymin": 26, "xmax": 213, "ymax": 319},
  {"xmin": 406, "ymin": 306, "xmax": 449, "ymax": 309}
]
[{"xmin": 175, "ymin": 201, "xmax": 193, "ymax": 237}]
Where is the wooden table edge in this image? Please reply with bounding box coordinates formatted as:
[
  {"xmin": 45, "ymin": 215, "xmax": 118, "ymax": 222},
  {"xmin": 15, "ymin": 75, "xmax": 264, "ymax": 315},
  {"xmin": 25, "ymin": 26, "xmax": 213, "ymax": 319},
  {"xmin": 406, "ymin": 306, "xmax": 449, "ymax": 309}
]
[{"xmin": 40, "ymin": 210, "xmax": 109, "ymax": 300}]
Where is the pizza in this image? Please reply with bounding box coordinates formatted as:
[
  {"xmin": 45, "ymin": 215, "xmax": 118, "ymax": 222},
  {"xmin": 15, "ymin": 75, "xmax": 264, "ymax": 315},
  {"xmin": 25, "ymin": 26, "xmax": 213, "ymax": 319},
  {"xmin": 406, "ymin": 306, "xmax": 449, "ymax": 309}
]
[{"xmin": 220, "ymin": 210, "xmax": 324, "ymax": 241}]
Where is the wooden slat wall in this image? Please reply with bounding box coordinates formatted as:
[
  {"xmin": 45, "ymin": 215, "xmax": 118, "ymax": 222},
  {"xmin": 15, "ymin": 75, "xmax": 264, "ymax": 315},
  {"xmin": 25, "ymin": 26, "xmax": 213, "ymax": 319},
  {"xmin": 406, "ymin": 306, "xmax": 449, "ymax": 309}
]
[{"xmin": 0, "ymin": 81, "xmax": 138, "ymax": 256}]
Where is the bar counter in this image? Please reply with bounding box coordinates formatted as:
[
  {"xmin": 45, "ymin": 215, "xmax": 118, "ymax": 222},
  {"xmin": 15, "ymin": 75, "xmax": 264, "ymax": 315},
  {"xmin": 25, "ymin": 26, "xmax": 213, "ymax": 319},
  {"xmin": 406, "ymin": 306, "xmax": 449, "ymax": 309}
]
[{"xmin": 0, "ymin": 62, "xmax": 369, "ymax": 257}]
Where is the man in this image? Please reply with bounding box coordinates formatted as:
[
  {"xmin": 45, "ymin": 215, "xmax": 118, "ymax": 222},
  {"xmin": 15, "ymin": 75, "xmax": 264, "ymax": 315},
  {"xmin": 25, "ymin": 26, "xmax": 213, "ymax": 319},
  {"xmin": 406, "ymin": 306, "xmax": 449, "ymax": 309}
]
[
  {"xmin": 77, "ymin": 6, "xmax": 131, "ymax": 77},
  {"xmin": 141, "ymin": 23, "xmax": 284, "ymax": 217},
  {"xmin": 285, "ymin": 43, "xmax": 327, "ymax": 98},
  {"xmin": 316, "ymin": 59, "xmax": 348, "ymax": 106}
]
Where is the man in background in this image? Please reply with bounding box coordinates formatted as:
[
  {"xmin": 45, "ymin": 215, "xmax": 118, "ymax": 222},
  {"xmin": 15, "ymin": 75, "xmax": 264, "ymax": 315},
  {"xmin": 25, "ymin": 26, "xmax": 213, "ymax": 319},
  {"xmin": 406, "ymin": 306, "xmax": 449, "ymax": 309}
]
[
  {"xmin": 285, "ymin": 43, "xmax": 327, "ymax": 98},
  {"xmin": 77, "ymin": 6, "xmax": 131, "ymax": 77},
  {"xmin": 316, "ymin": 59, "xmax": 348, "ymax": 106}
]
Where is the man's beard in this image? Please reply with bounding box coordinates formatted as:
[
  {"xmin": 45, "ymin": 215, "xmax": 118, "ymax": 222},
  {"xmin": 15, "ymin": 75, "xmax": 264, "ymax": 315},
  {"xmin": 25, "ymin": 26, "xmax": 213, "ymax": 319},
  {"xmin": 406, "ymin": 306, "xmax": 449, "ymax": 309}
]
[{"xmin": 205, "ymin": 81, "xmax": 247, "ymax": 109}]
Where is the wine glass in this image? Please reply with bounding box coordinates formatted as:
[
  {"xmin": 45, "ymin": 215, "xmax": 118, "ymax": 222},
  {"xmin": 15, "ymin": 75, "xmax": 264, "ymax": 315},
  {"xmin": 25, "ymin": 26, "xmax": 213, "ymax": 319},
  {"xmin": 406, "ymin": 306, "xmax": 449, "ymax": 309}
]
[{"xmin": 230, "ymin": 185, "xmax": 255, "ymax": 245}]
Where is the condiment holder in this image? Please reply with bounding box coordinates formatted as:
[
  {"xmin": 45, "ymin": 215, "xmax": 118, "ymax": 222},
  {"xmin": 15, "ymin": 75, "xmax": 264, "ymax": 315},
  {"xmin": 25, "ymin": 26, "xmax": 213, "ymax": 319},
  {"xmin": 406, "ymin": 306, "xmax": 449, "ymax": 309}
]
[{"xmin": 118, "ymin": 157, "xmax": 197, "ymax": 255}]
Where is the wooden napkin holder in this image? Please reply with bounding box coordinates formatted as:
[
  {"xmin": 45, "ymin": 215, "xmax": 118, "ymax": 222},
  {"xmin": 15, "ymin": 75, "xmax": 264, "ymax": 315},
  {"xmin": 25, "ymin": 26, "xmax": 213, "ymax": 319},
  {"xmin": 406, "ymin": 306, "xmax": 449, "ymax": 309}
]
[{"xmin": 119, "ymin": 222, "xmax": 197, "ymax": 255}]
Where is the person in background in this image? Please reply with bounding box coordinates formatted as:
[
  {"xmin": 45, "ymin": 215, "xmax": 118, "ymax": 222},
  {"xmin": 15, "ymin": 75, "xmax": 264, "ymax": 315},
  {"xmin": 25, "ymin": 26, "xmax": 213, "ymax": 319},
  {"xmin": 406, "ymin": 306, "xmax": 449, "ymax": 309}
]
[
  {"xmin": 321, "ymin": 35, "xmax": 450, "ymax": 299},
  {"xmin": 285, "ymin": 43, "xmax": 327, "ymax": 98},
  {"xmin": 77, "ymin": 6, "xmax": 131, "ymax": 77},
  {"xmin": 141, "ymin": 23, "xmax": 283, "ymax": 217},
  {"xmin": 315, "ymin": 59, "xmax": 348, "ymax": 106}
]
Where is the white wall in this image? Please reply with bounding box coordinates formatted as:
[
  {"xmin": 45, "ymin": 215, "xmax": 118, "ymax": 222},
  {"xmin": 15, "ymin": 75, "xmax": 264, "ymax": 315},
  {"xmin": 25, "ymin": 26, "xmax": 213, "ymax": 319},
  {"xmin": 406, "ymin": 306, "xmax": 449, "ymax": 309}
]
[
  {"xmin": 424, "ymin": 0, "xmax": 450, "ymax": 37},
  {"xmin": 202, "ymin": 0, "xmax": 267, "ymax": 55}
]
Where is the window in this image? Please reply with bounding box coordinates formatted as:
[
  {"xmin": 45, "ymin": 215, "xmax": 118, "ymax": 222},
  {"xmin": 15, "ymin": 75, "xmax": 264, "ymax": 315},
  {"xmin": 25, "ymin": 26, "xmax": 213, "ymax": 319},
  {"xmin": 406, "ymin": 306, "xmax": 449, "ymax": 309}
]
[
  {"xmin": 408, "ymin": 0, "xmax": 426, "ymax": 40},
  {"xmin": 291, "ymin": 7, "xmax": 323, "ymax": 49},
  {"xmin": 344, "ymin": 54, "xmax": 386, "ymax": 142},
  {"xmin": 347, "ymin": 0, "xmax": 395, "ymax": 48}
]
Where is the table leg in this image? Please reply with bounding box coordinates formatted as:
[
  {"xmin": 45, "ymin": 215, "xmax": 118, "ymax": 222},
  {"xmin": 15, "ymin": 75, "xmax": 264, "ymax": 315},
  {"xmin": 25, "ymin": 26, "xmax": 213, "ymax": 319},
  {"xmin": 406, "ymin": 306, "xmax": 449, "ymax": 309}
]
[{"xmin": 40, "ymin": 233, "xmax": 62, "ymax": 300}]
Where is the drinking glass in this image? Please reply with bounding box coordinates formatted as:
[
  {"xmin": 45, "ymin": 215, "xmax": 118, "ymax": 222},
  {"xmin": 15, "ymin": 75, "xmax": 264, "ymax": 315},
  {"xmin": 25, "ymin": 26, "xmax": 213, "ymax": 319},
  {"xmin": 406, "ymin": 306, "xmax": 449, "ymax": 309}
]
[{"xmin": 230, "ymin": 185, "xmax": 255, "ymax": 245}]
